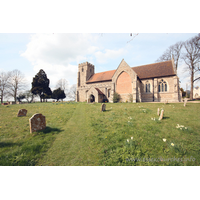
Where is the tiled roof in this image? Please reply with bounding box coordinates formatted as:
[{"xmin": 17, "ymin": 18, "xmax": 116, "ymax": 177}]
[
  {"xmin": 86, "ymin": 60, "xmax": 175, "ymax": 83},
  {"xmin": 86, "ymin": 69, "xmax": 115, "ymax": 83},
  {"xmin": 132, "ymin": 60, "xmax": 175, "ymax": 79}
]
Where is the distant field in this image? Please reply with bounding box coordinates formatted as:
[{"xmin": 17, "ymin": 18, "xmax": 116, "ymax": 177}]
[{"xmin": 0, "ymin": 101, "xmax": 200, "ymax": 166}]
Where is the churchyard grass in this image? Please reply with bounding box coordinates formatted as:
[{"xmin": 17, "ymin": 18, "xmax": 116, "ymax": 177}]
[
  {"xmin": 0, "ymin": 102, "xmax": 78, "ymax": 165},
  {"xmin": 0, "ymin": 102, "xmax": 200, "ymax": 166}
]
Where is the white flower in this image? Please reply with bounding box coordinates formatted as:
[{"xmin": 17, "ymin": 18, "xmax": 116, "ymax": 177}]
[
  {"xmin": 185, "ymin": 127, "xmax": 187, "ymax": 129},
  {"xmin": 171, "ymin": 143, "xmax": 174, "ymax": 146},
  {"xmin": 163, "ymin": 138, "xmax": 166, "ymax": 142},
  {"xmin": 131, "ymin": 137, "xmax": 133, "ymax": 140},
  {"xmin": 127, "ymin": 139, "xmax": 129, "ymax": 142}
]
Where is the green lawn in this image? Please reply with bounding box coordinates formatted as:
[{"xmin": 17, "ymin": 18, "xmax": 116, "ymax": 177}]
[{"xmin": 0, "ymin": 102, "xmax": 200, "ymax": 166}]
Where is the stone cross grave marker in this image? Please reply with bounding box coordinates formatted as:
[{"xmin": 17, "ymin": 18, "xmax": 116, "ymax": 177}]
[
  {"xmin": 29, "ymin": 113, "xmax": 46, "ymax": 133},
  {"xmin": 17, "ymin": 109, "xmax": 27, "ymax": 117},
  {"xmin": 157, "ymin": 108, "xmax": 160, "ymax": 116},
  {"xmin": 159, "ymin": 109, "xmax": 164, "ymax": 120},
  {"xmin": 101, "ymin": 103, "xmax": 106, "ymax": 112}
]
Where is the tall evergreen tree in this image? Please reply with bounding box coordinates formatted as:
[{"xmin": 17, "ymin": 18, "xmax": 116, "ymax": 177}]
[{"xmin": 31, "ymin": 69, "xmax": 52, "ymax": 102}]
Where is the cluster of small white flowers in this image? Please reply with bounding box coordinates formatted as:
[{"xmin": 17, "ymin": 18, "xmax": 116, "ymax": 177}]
[
  {"xmin": 128, "ymin": 116, "xmax": 132, "ymax": 120},
  {"xmin": 142, "ymin": 109, "xmax": 146, "ymax": 113},
  {"xmin": 127, "ymin": 137, "xmax": 133, "ymax": 143},
  {"xmin": 176, "ymin": 124, "xmax": 187, "ymax": 130},
  {"xmin": 138, "ymin": 106, "xmax": 143, "ymax": 108},
  {"xmin": 151, "ymin": 117, "xmax": 156, "ymax": 121}
]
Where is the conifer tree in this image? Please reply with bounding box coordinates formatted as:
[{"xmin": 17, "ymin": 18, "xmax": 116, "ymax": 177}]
[
  {"xmin": 52, "ymin": 87, "xmax": 66, "ymax": 101},
  {"xmin": 31, "ymin": 69, "xmax": 52, "ymax": 102}
]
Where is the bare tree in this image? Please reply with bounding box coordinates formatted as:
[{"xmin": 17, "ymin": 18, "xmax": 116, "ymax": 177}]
[
  {"xmin": 24, "ymin": 90, "xmax": 35, "ymax": 103},
  {"xmin": 0, "ymin": 71, "xmax": 11, "ymax": 103},
  {"xmin": 68, "ymin": 84, "xmax": 76, "ymax": 100},
  {"xmin": 182, "ymin": 37, "xmax": 200, "ymax": 100},
  {"xmin": 156, "ymin": 41, "xmax": 183, "ymax": 71},
  {"xmin": 194, "ymin": 33, "xmax": 200, "ymax": 50},
  {"xmin": 7, "ymin": 69, "xmax": 26, "ymax": 103},
  {"xmin": 56, "ymin": 78, "xmax": 68, "ymax": 94}
]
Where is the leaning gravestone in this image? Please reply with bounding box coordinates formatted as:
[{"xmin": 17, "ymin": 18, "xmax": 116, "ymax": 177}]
[
  {"xmin": 101, "ymin": 103, "xmax": 106, "ymax": 112},
  {"xmin": 17, "ymin": 109, "xmax": 27, "ymax": 117},
  {"xmin": 29, "ymin": 113, "xmax": 46, "ymax": 133},
  {"xmin": 157, "ymin": 108, "xmax": 160, "ymax": 116},
  {"xmin": 159, "ymin": 109, "xmax": 164, "ymax": 120},
  {"xmin": 184, "ymin": 98, "xmax": 187, "ymax": 107}
]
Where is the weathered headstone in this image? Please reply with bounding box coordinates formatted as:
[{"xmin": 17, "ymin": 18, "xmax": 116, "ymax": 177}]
[
  {"xmin": 184, "ymin": 98, "xmax": 187, "ymax": 107},
  {"xmin": 17, "ymin": 109, "xmax": 27, "ymax": 117},
  {"xmin": 157, "ymin": 108, "xmax": 160, "ymax": 116},
  {"xmin": 29, "ymin": 113, "xmax": 46, "ymax": 133},
  {"xmin": 101, "ymin": 103, "xmax": 106, "ymax": 112},
  {"xmin": 159, "ymin": 109, "xmax": 164, "ymax": 120}
]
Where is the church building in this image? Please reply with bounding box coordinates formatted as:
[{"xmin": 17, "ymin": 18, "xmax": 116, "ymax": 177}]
[{"xmin": 76, "ymin": 58, "xmax": 181, "ymax": 103}]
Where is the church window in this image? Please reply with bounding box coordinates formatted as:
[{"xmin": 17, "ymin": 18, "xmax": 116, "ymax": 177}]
[
  {"xmin": 82, "ymin": 68, "xmax": 84, "ymax": 72},
  {"xmin": 158, "ymin": 79, "xmax": 167, "ymax": 92},
  {"xmin": 145, "ymin": 83, "xmax": 151, "ymax": 93}
]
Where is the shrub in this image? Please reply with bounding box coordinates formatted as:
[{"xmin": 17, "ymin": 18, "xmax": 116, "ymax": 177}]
[{"xmin": 113, "ymin": 92, "xmax": 121, "ymax": 103}]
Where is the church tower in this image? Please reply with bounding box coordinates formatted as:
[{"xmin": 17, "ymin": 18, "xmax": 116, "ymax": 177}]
[{"xmin": 77, "ymin": 62, "xmax": 95, "ymax": 87}]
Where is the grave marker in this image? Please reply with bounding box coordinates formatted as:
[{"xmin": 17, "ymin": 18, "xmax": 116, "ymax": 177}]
[
  {"xmin": 17, "ymin": 109, "xmax": 27, "ymax": 117},
  {"xmin": 159, "ymin": 109, "xmax": 164, "ymax": 120},
  {"xmin": 29, "ymin": 113, "xmax": 46, "ymax": 133},
  {"xmin": 157, "ymin": 108, "xmax": 160, "ymax": 116},
  {"xmin": 184, "ymin": 98, "xmax": 187, "ymax": 107},
  {"xmin": 101, "ymin": 103, "xmax": 106, "ymax": 112}
]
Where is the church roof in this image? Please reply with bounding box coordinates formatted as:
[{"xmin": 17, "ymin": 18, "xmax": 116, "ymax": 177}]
[
  {"xmin": 86, "ymin": 60, "xmax": 175, "ymax": 83},
  {"xmin": 132, "ymin": 60, "xmax": 176, "ymax": 79},
  {"xmin": 86, "ymin": 69, "xmax": 116, "ymax": 83}
]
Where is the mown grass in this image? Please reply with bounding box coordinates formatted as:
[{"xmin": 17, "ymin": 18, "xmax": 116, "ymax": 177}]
[
  {"xmin": 0, "ymin": 102, "xmax": 78, "ymax": 165},
  {"xmin": 88, "ymin": 102, "xmax": 200, "ymax": 166},
  {"xmin": 0, "ymin": 101, "xmax": 200, "ymax": 166}
]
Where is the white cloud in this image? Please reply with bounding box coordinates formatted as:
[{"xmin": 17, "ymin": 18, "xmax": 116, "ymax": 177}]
[{"xmin": 21, "ymin": 33, "xmax": 98, "ymax": 86}]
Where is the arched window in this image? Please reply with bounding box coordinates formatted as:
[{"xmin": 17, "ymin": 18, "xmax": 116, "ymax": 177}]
[
  {"xmin": 82, "ymin": 68, "xmax": 84, "ymax": 72},
  {"xmin": 158, "ymin": 79, "xmax": 167, "ymax": 92},
  {"xmin": 145, "ymin": 81, "xmax": 151, "ymax": 93},
  {"xmin": 145, "ymin": 82, "xmax": 151, "ymax": 93}
]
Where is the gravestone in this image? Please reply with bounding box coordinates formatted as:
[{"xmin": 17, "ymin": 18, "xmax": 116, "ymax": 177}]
[
  {"xmin": 17, "ymin": 109, "xmax": 27, "ymax": 117},
  {"xmin": 184, "ymin": 98, "xmax": 187, "ymax": 107},
  {"xmin": 1, "ymin": 103, "xmax": 8, "ymax": 105},
  {"xmin": 159, "ymin": 109, "xmax": 164, "ymax": 120},
  {"xmin": 29, "ymin": 113, "xmax": 46, "ymax": 133},
  {"xmin": 157, "ymin": 108, "xmax": 160, "ymax": 116},
  {"xmin": 101, "ymin": 103, "xmax": 106, "ymax": 112}
]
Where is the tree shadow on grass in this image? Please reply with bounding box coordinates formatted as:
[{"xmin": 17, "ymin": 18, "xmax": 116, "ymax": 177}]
[
  {"xmin": 0, "ymin": 141, "xmax": 22, "ymax": 148},
  {"xmin": 163, "ymin": 116, "xmax": 170, "ymax": 119},
  {"xmin": 38, "ymin": 126, "xmax": 64, "ymax": 134},
  {"xmin": 104, "ymin": 109, "xmax": 112, "ymax": 112}
]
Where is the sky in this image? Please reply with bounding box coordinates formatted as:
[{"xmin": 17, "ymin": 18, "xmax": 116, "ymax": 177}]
[{"xmin": 0, "ymin": 33, "xmax": 199, "ymax": 95}]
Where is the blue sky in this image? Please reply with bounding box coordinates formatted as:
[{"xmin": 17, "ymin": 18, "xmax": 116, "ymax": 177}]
[{"xmin": 0, "ymin": 33, "xmax": 199, "ymax": 92}]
